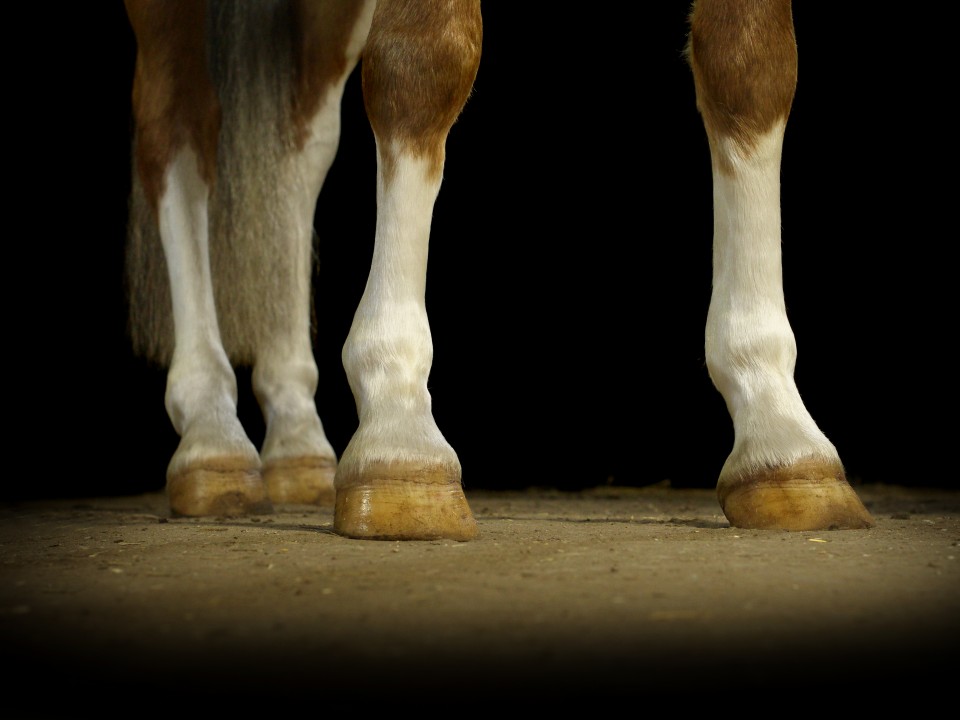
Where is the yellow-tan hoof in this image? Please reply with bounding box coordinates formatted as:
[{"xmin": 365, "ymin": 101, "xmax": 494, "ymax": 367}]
[
  {"xmin": 718, "ymin": 459, "xmax": 874, "ymax": 531},
  {"xmin": 167, "ymin": 460, "xmax": 273, "ymax": 517},
  {"xmin": 334, "ymin": 469, "xmax": 477, "ymax": 541},
  {"xmin": 264, "ymin": 456, "xmax": 337, "ymax": 507}
]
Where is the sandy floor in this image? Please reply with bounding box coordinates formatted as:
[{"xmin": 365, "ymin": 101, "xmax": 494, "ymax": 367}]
[{"xmin": 2, "ymin": 482, "xmax": 958, "ymax": 710}]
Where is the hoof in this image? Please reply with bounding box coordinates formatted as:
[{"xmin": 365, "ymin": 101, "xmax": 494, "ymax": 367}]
[
  {"xmin": 264, "ymin": 456, "xmax": 337, "ymax": 507},
  {"xmin": 167, "ymin": 459, "xmax": 273, "ymax": 517},
  {"xmin": 718, "ymin": 459, "xmax": 874, "ymax": 531},
  {"xmin": 335, "ymin": 464, "xmax": 477, "ymax": 541}
]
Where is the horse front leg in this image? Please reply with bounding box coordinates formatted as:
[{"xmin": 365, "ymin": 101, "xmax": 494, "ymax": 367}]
[
  {"xmin": 688, "ymin": 0, "xmax": 873, "ymax": 530},
  {"xmin": 334, "ymin": 0, "xmax": 482, "ymax": 540}
]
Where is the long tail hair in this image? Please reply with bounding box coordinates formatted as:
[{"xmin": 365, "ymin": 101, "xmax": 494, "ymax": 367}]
[{"xmin": 125, "ymin": 0, "xmax": 313, "ymax": 367}]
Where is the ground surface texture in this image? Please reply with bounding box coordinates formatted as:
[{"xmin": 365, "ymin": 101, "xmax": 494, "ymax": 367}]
[{"xmin": 3, "ymin": 482, "xmax": 957, "ymax": 711}]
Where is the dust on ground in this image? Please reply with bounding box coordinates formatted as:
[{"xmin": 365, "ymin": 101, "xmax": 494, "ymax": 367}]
[{"xmin": 2, "ymin": 482, "xmax": 958, "ymax": 710}]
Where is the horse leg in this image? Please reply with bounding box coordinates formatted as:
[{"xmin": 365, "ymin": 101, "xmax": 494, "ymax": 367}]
[
  {"xmin": 250, "ymin": 0, "xmax": 379, "ymax": 507},
  {"xmin": 688, "ymin": 0, "xmax": 873, "ymax": 529},
  {"xmin": 125, "ymin": 0, "xmax": 270, "ymax": 516},
  {"xmin": 334, "ymin": 0, "xmax": 483, "ymax": 540}
]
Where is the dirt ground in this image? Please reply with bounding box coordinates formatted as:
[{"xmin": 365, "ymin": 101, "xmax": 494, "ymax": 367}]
[{"xmin": 2, "ymin": 481, "xmax": 958, "ymax": 712}]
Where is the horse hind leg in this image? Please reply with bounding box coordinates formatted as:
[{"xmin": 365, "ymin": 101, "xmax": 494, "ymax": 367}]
[
  {"xmin": 125, "ymin": 0, "xmax": 270, "ymax": 517},
  {"xmin": 334, "ymin": 0, "xmax": 483, "ymax": 540},
  {"xmin": 196, "ymin": 0, "xmax": 386, "ymax": 509},
  {"xmin": 244, "ymin": 0, "xmax": 381, "ymax": 507},
  {"xmin": 688, "ymin": 0, "xmax": 873, "ymax": 530}
]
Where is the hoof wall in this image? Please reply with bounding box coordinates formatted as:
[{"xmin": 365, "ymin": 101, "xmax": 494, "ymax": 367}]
[
  {"xmin": 264, "ymin": 457, "xmax": 337, "ymax": 507},
  {"xmin": 719, "ymin": 460, "xmax": 874, "ymax": 531},
  {"xmin": 168, "ymin": 462, "xmax": 273, "ymax": 517},
  {"xmin": 335, "ymin": 478, "xmax": 477, "ymax": 541}
]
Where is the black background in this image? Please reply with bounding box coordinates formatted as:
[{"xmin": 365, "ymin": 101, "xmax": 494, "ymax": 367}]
[{"xmin": 11, "ymin": 3, "xmax": 951, "ymax": 500}]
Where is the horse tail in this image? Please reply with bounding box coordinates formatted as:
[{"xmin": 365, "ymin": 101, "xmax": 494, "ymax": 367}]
[{"xmin": 126, "ymin": 0, "xmax": 309, "ymax": 367}]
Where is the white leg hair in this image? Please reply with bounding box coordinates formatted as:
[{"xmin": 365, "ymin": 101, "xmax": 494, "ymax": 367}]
[
  {"xmin": 338, "ymin": 145, "xmax": 460, "ymax": 480},
  {"xmin": 159, "ymin": 148, "xmax": 261, "ymax": 487},
  {"xmin": 251, "ymin": 88, "xmax": 343, "ymax": 484},
  {"xmin": 706, "ymin": 121, "xmax": 838, "ymax": 479}
]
